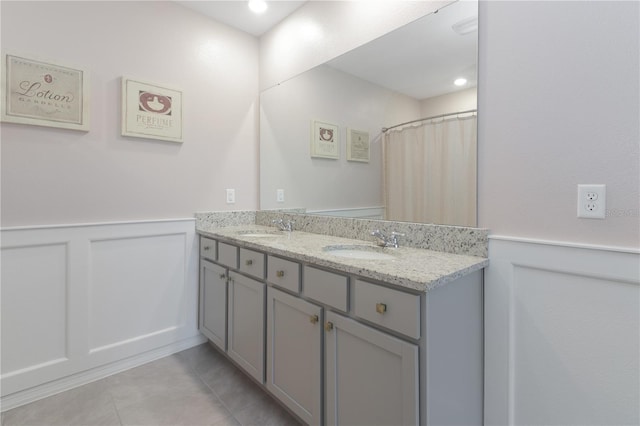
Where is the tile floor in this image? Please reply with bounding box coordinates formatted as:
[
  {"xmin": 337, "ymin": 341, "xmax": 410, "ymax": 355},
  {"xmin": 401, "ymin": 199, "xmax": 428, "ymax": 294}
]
[{"xmin": 2, "ymin": 343, "xmax": 302, "ymax": 426}]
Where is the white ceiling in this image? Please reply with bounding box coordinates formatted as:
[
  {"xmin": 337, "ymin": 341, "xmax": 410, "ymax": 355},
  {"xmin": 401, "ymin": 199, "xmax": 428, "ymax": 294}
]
[
  {"xmin": 326, "ymin": 0, "xmax": 478, "ymax": 100},
  {"xmin": 176, "ymin": 1, "xmax": 307, "ymax": 36},
  {"xmin": 175, "ymin": 0, "xmax": 477, "ymax": 100}
]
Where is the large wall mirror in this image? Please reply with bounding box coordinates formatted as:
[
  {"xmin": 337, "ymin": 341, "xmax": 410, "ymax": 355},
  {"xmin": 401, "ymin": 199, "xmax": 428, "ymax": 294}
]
[{"xmin": 259, "ymin": 0, "xmax": 478, "ymax": 226}]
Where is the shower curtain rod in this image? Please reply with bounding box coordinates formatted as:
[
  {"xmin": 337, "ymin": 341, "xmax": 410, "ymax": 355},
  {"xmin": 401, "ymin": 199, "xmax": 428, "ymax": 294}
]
[{"xmin": 381, "ymin": 109, "xmax": 477, "ymax": 133}]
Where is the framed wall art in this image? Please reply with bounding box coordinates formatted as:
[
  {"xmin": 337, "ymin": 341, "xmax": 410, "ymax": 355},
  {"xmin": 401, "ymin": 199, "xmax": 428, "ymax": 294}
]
[
  {"xmin": 346, "ymin": 128, "xmax": 370, "ymax": 162},
  {"xmin": 310, "ymin": 120, "xmax": 339, "ymax": 159},
  {"xmin": 121, "ymin": 77, "xmax": 183, "ymax": 143},
  {"xmin": 1, "ymin": 52, "xmax": 90, "ymax": 131}
]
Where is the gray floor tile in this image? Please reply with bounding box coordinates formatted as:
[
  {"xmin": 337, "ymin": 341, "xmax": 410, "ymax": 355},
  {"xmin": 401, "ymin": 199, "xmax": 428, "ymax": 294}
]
[
  {"xmin": 2, "ymin": 380, "xmax": 121, "ymax": 426},
  {"xmin": 107, "ymin": 354, "xmax": 211, "ymax": 410},
  {"xmin": 177, "ymin": 343, "xmax": 225, "ymax": 375},
  {"xmin": 232, "ymin": 394, "xmax": 302, "ymax": 426},
  {"xmin": 211, "ymin": 416, "xmax": 241, "ymax": 426},
  {"xmin": 2, "ymin": 344, "xmax": 301, "ymax": 426},
  {"xmin": 199, "ymin": 356, "xmax": 245, "ymax": 391},
  {"xmin": 116, "ymin": 390, "xmax": 231, "ymax": 426},
  {"xmin": 214, "ymin": 373, "xmax": 270, "ymax": 415}
]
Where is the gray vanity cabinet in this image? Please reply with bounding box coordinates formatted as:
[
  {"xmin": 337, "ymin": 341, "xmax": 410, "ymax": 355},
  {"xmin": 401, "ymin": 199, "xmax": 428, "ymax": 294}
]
[
  {"xmin": 228, "ymin": 271, "xmax": 265, "ymax": 383},
  {"xmin": 198, "ymin": 240, "xmax": 266, "ymax": 384},
  {"xmin": 266, "ymin": 287, "xmax": 322, "ymax": 425},
  {"xmin": 324, "ymin": 311, "xmax": 419, "ymax": 426},
  {"xmin": 199, "ymin": 260, "xmax": 227, "ymax": 351},
  {"xmin": 198, "ymin": 234, "xmax": 483, "ymax": 426}
]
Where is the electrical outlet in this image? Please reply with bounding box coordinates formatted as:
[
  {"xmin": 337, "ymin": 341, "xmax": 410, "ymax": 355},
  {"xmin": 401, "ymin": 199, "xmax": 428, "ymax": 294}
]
[
  {"xmin": 577, "ymin": 184, "xmax": 606, "ymax": 219},
  {"xmin": 276, "ymin": 189, "xmax": 285, "ymax": 203},
  {"xmin": 226, "ymin": 189, "xmax": 235, "ymax": 204}
]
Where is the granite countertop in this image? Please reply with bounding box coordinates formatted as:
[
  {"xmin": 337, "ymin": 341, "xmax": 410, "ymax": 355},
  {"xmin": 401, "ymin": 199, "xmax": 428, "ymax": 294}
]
[{"xmin": 198, "ymin": 225, "xmax": 488, "ymax": 293}]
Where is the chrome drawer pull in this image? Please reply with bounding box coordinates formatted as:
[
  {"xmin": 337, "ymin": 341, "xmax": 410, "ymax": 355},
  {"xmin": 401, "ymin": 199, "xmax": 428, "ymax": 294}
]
[
  {"xmin": 203, "ymin": 246, "xmax": 211, "ymax": 251},
  {"xmin": 376, "ymin": 303, "xmax": 387, "ymax": 314},
  {"xmin": 245, "ymin": 259, "xmax": 253, "ymax": 266},
  {"xmin": 219, "ymin": 274, "xmax": 226, "ymax": 280}
]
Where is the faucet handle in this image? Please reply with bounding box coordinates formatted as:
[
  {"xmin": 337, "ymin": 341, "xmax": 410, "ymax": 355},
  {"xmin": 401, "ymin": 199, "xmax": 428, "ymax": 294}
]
[
  {"xmin": 389, "ymin": 232, "xmax": 404, "ymax": 248},
  {"xmin": 371, "ymin": 229, "xmax": 387, "ymax": 247},
  {"xmin": 273, "ymin": 218, "xmax": 294, "ymax": 232}
]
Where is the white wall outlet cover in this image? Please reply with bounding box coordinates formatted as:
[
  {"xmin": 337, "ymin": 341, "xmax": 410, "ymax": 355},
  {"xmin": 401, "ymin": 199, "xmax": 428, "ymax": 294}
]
[
  {"xmin": 276, "ymin": 189, "xmax": 285, "ymax": 203},
  {"xmin": 577, "ymin": 184, "xmax": 606, "ymax": 219}
]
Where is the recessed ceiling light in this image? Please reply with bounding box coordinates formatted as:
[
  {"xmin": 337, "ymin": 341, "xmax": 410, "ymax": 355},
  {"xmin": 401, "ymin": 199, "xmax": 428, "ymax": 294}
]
[
  {"xmin": 248, "ymin": 0, "xmax": 268, "ymax": 14},
  {"xmin": 454, "ymin": 78, "xmax": 467, "ymax": 86}
]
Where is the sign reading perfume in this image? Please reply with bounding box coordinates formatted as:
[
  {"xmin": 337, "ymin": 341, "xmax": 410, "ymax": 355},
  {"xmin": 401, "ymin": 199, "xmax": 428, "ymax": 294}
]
[
  {"xmin": 311, "ymin": 120, "xmax": 339, "ymax": 159},
  {"xmin": 1, "ymin": 53, "xmax": 89, "ymax": 131},
  {"xmin": 122, "ymin": 78, "xmax": 183, "ymax": 143}
]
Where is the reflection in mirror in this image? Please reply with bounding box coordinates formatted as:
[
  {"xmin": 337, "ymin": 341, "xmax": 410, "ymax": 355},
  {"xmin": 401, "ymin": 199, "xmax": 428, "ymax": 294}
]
[{"xmin": 260, "ymin": 0, "xmax": 478, "ymax": 226}]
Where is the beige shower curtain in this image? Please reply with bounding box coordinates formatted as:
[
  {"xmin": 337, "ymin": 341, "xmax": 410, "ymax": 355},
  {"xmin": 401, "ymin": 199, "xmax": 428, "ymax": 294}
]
[{"xmin": 383, "ymin": 115, "xmax": 477, "ymax": 226}]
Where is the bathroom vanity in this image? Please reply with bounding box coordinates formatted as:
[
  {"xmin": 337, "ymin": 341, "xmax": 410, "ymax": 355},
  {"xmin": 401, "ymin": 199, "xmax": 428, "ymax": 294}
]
[{"xmin": 197, "ymin": 219, "xmax": 488, "ymax": 426}]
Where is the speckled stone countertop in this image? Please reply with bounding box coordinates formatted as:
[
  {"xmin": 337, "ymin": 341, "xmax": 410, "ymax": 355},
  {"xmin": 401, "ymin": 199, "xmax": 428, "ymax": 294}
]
[{"xmin": 198, "ymin": 224, "xmax": 488, "ymax": 293}]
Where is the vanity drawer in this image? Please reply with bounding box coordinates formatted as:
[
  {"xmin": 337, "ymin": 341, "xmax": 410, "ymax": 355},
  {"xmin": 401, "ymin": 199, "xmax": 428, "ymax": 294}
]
[
  {"xmin": 303, "ymin": 266, "xmax": 348, "ymax": 312},
  {"xmin": 267, "ymin": 256, "xmax": 301, "ymax": 293},
  {"xmin": 218, "ymin": 242, "xmax": 239, "ymax": 269},
  {"xmin": 353, "ymin": 279, "xmax": 420, "ymax": 339},
  {"xmin": 240, "ymin": 248, "xmax": 266, "ymax": 279},
  {"xmin": 200, "ymin": 237, "xmax": 217, "ymax": 260}
]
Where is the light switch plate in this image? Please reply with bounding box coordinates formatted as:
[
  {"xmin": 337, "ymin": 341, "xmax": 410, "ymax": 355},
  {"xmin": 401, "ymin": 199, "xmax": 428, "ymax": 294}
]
[{"xmin": 226, "ymin": 189, "xmax": 235, "ymax": 204}]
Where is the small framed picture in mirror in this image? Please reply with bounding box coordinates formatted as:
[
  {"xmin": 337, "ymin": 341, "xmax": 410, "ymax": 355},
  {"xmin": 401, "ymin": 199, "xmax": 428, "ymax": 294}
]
[
  {"xmin": 346, "ymin": 128, "xmax": 370, "ymax": 163},
  {"xmin": 310, "ymin": 120, "xmax": 339, "ymax": 159}
]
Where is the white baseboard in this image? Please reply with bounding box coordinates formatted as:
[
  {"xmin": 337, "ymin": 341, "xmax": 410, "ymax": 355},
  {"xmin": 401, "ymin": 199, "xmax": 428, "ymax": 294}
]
[{"xmin": 0, "ymin": 334, "xmax": 206, "ymax": 412}]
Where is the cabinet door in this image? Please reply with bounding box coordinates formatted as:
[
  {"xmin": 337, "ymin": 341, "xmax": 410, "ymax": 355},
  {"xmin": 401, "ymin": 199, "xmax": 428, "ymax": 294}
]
[
  {"xmin": 325, "ymin": 311, "xmax": 419, "ymax": 426},
  {"xmin": 228, "ymin": 272, "xmax": 265, "ymax": 383},
  {"xmin": 200, "ymin": 260, "xmax": 227, "ymax": 351},
  {"xmin": 266, "ymin": 287, "xmax": 322, "ymax": 425}
]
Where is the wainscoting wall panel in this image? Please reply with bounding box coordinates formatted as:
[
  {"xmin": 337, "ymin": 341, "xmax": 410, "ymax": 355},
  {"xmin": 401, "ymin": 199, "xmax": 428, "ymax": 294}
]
[
  {"xmin": 484, "ymin": 236, "xmax": 640, "ymax": 426},
  {"xmin": 1, "ymin": 243, "xmax": 69, "ymax": 377},
  {"xmin": 0, "ymin": 219, "xmax": 205, "ymax": 411}
]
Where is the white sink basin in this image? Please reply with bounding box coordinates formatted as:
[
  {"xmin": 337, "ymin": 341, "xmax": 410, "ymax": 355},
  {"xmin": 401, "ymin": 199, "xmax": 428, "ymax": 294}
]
[
  {"xmin": 237, "ymin": 230, "xmax": 282, "ymax": 238},
  {"xmin": 323, "ymin": 245, "xmax": 396, "ymax": 260}
]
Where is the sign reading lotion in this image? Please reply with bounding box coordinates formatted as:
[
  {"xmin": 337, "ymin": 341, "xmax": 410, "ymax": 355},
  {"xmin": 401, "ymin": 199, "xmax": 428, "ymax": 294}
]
[
  {"xmin": 1, "ymin": 53, "xmax": 89, "ymax": 131},
  {"xmin": 122, "ymin": 78, "xmax": 183, "ymax": 143}
]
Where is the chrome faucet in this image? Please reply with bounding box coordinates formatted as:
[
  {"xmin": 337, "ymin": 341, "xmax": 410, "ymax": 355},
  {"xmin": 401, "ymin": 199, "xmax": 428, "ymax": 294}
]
[
  {"xmin": 371, "ymin": 229, "xmax": 404, "ymax": 248},
  {"xmin": 272, "ymin": 219, "xmax": 295, "ymax": 232}
]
